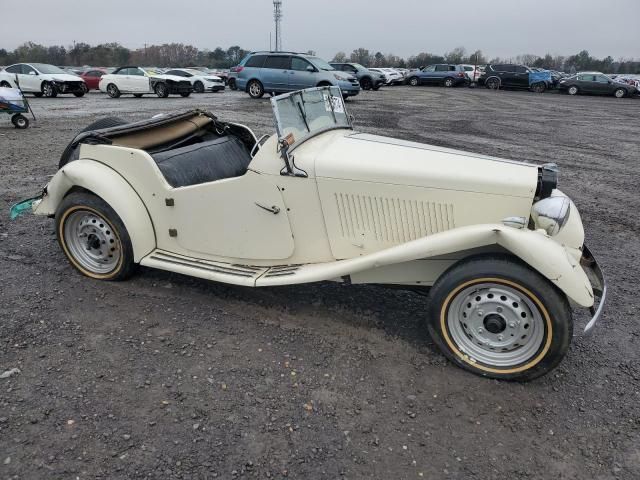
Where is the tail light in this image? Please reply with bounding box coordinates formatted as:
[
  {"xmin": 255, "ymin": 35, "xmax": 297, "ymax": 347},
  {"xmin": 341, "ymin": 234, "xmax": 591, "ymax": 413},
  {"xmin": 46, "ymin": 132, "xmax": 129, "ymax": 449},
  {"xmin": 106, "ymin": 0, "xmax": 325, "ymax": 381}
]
[{"xmin": 457, "ymin": 72, "xmax": 465, "ymax": 78}]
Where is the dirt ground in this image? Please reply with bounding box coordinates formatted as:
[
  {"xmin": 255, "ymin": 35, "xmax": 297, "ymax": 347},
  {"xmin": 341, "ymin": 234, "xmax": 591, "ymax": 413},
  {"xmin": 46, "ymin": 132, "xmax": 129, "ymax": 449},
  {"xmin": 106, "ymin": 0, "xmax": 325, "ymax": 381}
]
[{"xmin": 1, "ymin": 86, "xmax": 639, "ymax": 480}]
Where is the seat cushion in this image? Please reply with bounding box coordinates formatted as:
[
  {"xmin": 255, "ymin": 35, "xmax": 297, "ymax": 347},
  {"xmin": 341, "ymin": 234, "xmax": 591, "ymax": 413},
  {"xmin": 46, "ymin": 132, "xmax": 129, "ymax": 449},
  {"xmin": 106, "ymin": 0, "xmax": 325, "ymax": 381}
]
[{"xmin": 152, "ymin": 136, "xmax": 251, "ymax": 188}]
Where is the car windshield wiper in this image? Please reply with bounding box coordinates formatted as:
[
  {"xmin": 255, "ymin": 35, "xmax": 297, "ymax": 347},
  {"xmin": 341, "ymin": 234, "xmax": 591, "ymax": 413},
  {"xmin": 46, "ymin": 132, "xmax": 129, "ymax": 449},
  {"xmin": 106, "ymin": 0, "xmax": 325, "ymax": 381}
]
[{"xmin": 293, "ymin": 96, "xmax": 310, "ymax": 132}]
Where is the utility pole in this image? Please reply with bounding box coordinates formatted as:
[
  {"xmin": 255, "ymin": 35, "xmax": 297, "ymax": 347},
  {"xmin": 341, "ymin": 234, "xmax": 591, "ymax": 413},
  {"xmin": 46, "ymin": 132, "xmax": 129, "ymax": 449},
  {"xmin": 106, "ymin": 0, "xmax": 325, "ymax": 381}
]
[{"xmin": 273, "ymin": 0, "xmax": 282, "ymax": 52}]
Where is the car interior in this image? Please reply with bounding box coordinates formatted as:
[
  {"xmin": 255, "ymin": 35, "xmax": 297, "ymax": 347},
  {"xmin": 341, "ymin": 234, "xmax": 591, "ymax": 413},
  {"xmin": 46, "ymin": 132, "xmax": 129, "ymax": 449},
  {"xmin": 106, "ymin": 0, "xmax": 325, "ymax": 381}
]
[{"xmin": 60, "ymin": 111, "xmax": 258, "ymax": 188}]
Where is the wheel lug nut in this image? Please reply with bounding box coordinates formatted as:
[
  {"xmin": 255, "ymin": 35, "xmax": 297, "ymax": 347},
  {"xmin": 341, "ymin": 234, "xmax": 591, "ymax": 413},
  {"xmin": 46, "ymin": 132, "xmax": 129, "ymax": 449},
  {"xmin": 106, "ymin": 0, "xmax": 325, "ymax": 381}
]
[
  {"xmin": 478, "ymin": 328, "xmax": 484, "ymax": 334},
  {"xmin": 497, "ymin": 307, "xmax": 503, "ymax": 313},
  {"xmin": 477, "ymin": 310, "xmax": 484, "ymax": 317},
  {"xmin": 498, "ymin": 334, "xmax": 504, "ymax": 341},
  {"xmin": 509, "ymin": 322, "xmax": 516, "ymax": 328}
]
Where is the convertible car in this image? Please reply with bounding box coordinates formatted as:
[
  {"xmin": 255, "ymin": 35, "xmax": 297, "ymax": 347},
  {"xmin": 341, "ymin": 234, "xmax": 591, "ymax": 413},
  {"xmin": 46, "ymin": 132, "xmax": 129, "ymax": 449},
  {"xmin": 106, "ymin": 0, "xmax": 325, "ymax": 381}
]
[{"xmin": 11, "ymin": 86, "xmax": 605, "ymax": 381}]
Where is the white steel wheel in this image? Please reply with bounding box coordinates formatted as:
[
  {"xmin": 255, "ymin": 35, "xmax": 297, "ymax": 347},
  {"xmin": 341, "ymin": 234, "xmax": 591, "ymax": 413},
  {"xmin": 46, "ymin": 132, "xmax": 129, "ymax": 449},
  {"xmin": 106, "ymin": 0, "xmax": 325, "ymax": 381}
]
[
  {"xmin": 568, "ymin": 86, "xmax": 579, "ymax": 95},
  {"xmin": 614, "ymin": 88, "xmax": 626, "ymax": 98},
  {"xmin": 248, "ymin": 80, "xmax": 264, "ymax": 99}
]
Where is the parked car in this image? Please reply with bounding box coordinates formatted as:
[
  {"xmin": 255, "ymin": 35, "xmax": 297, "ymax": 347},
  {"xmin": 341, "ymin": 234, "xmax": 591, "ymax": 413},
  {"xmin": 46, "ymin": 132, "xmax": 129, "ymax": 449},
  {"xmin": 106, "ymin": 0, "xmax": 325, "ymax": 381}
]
[
  {"xmin": 164, "ymin": 68, "xmax": 225, "ymax": 93},
  {"xmin": 330, "ymin": 63, "xmax": 385, "ymax": 90},
  {"xmin": 79, "ymin": 69, "xmax": 107, "ymax": 91},
  {"xmin": 235, "ymin": 51, "xmax": 361, "ymax": 99},
  {"xmin": 406, "ymin": 64, "xmax": 468, "ymax": 87},
  {"xmin": 369, "ymin": 68, "xmax": 405, "ymax": 85},
  {"xmin": 12, "ymin": 86, "xmax": 605, "ymax": 382},
  {"xmin": 460, "ymin": 64, "xmax": 482, "ymax": 83},
  {"xmin": 478, "ymin": 64, "xmax": 551, "ymax": 93},
  {"xmin": 99, "ymin": 67, "xmax": 193, "ymax": 98},
  {"xmin": 558, "ymin": 72, "xmax": 637, "ymax": 98},
  {"xmin": 0, "ymin": 63, "xmax": 86, "ymax": 97}
]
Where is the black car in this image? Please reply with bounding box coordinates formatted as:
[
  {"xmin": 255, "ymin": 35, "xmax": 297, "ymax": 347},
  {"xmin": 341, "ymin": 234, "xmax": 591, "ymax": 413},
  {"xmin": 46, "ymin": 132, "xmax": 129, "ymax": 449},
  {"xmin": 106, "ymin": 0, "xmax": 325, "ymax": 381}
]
[
  {"xmin": 478, "ymin": 64, "xmax": 550, "ymax": 92},
  {"xmin": 329, "ymin": 63, "xmax": 385, "ymax": 90},
  {"xmin": 558, "ymin": 72, "xmax": 637, "ymax": 98}
]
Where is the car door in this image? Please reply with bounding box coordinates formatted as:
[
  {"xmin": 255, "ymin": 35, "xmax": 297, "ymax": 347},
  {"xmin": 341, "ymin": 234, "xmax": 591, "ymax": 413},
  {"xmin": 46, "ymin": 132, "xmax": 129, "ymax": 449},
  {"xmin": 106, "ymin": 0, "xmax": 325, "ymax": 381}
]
[
  {"xmin": 3, "ymin": 64, "xmax": 23, "ymax": 89},
  {"xmin": 20, "ymin": 64, "xmax": 41, "ymax": 92},
  {"xmin": 166, "ymin": 171, "xmax": 294, "ymax": 260},
  {"xmin": 419, "ymin": 65, "xmax": 436, "ymax": 84},
  {"xmin": 593, "ymin": 74, "xmax": 614, "ymax": 95},
  {"xmin": 289, "ymin": 56, "xmax": 318, "ymax": 90},
  {"xmin": 261, "ymin": 55, "xmax": 291, "ymax": 92},
  {"xmin": 129, "ymin": 68, "xmax": 151, "ymax": 92},
  {"xmin": 513, "ymin": 66, "xmax": 530, "ymax": 88},
  {"xmin": 433, "ymin": 64, "xmax": 450, "ymax": 84},
  {"xmin": 499, "ymin": 65, "xmax": 518, "ymax": 87},
  {"xmin": 576, "ymin": 74, "xmax": 596, "ymax": 93}
]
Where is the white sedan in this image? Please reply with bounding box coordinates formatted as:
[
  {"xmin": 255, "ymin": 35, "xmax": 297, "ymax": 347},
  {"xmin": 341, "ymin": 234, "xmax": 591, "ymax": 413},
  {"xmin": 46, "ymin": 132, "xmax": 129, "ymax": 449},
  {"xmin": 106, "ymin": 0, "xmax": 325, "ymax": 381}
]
[
  {"xmin": 99, "ymin": 67, "xmax": 193, "ymax": 98},
  {"xmin": 164, "ymin": 68, "xmax": 225, "ymax": 93},
  {"xmin": 369, "ymin": 68, "xmax": 405, "ymax": 85},
  {"xmin": 0, "ymin": 63, "xmax": 86, "ymax": 97}
]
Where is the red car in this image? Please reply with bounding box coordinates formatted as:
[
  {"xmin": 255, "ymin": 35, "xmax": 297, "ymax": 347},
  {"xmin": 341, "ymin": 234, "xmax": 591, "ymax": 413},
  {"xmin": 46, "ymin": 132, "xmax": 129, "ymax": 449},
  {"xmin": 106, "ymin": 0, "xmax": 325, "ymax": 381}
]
[{"xmin": 79, "ymin": 69, "xmax": 107, "ymax": 91}]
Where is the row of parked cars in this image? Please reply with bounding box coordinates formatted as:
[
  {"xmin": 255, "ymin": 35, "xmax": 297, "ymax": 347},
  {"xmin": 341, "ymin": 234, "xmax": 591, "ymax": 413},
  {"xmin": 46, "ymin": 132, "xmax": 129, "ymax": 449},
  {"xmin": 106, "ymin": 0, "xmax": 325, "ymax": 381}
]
[
  {"xmin": 0, "ymin": 63, "xmax": 227, "ymax": 98},
  {"xmin": 1, "ymin": 57, "xmax": 637, "ymax": 100}
]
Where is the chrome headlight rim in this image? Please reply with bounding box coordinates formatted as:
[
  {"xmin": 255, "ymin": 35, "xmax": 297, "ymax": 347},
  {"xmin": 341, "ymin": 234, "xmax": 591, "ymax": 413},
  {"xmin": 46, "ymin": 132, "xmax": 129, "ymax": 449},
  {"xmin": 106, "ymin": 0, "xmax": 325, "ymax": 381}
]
[{"xmin": 531, "ymin": 196, "xmax": 571, "ymax": 236}]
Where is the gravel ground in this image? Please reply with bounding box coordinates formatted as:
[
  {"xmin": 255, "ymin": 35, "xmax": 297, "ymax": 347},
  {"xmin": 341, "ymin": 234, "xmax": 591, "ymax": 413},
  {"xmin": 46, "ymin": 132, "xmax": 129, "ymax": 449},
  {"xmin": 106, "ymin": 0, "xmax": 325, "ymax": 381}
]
[{"xmin": 0, "ymin": 87, "xmax": 639, "ymax": 480}]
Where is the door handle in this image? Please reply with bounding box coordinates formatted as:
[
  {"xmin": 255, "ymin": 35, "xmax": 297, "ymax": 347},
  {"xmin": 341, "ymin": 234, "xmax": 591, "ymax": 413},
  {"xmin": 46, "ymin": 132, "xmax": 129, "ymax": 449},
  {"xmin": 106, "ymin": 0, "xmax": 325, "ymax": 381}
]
[{"xmin": 255, "ymin": 203, "xmax": 280, "ymax": 215}]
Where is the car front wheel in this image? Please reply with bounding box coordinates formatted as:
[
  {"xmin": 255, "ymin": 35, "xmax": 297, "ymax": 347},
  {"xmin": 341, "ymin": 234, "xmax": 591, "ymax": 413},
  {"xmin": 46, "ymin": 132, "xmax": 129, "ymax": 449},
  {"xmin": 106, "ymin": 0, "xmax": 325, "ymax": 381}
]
[
  {"xmin": 568, "ymin": 85, "xmax": 579, "ymax": 95},
  {"xmin": 42, "ymin": 82, "xmax": 57, "ymax": 98},
  {"xmin": 155, "ymin": 83, "xmax": 169, "ymax": 98},
  {"xmin": 408, "ymin": 77, "xmax": 419, "ymax": 86},
  {"xmin": 247, "ymin": 80, "xmax": 264, "ymax": 99},
  {"xmin": 56, "ymin": 192, "xmax": 136, "ymax": 281},
  {"xmin": 614, "ymin": 88, "xmax": 626, "ymax": 98},
  {"xmin": 193, "ymin": 81, "xmax": 205, "ymax": 93},
  {"xmin": 426, "ymin": 255, "xmax": 572, "ymax": 381}
]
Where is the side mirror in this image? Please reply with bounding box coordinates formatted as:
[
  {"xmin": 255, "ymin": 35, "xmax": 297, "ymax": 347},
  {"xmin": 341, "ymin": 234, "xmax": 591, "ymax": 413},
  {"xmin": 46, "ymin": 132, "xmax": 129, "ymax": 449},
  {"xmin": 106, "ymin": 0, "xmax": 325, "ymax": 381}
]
[{"xmin": 306, "ymin": 66, "xmax": 315, "ymax": 72}]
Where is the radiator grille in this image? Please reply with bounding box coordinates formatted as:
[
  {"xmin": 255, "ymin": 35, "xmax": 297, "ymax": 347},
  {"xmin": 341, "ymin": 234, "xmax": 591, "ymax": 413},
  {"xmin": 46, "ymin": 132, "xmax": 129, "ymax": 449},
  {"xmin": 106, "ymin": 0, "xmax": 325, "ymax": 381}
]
[{"xmin": 334, "ymin": 193, "xmax": 454, "ymax": 243}]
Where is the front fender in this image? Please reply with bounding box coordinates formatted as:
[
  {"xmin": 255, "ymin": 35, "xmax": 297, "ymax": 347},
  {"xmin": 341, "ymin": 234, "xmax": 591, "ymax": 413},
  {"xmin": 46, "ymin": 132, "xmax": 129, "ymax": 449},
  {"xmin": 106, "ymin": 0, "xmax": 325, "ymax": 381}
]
[{"xmin": 33, "ymin": 160, "xmax": 155, "ymax": 262}]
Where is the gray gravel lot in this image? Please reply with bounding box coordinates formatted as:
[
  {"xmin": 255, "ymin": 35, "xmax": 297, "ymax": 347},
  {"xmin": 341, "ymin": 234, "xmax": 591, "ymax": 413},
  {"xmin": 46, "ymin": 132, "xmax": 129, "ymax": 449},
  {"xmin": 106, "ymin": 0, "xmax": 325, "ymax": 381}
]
[{"xmin": 0, "ymin": 87, "xmax": 639, "ymax": 480}]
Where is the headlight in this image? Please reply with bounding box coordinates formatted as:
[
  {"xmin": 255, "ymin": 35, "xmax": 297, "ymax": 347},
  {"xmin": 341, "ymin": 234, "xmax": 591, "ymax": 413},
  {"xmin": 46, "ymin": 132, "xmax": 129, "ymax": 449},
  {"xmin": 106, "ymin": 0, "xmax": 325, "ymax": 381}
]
[
  {"xmin": 333, "ymin": 74, "xmax": 348, "ymax": 81},
  {"xmin": 531, "ymin": 196, "xmax": 571, "ymax": 236}
]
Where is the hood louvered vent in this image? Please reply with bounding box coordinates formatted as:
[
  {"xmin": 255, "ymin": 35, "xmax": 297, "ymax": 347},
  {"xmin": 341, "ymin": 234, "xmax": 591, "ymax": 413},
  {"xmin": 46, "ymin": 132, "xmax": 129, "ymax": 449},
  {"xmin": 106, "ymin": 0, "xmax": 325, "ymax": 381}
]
[{"xmin": 334, "ymin": 193, "xmax": 455, "ymax": 243}]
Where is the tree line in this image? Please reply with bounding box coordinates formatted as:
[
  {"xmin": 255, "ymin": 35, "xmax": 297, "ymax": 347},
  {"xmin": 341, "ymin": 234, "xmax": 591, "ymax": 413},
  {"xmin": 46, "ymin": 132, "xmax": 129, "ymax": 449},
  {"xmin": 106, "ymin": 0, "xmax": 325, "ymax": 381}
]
[{"xmin": 1, "ymin": 42, "xmax": 638, "ymax": 74}]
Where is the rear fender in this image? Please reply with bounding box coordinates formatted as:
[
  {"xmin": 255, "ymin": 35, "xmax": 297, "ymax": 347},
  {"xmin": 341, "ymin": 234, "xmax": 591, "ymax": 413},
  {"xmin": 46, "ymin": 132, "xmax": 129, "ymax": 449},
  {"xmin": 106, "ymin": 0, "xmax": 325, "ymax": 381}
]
[{"xmin": 33, "ymin": 160, "xmax": 155, "ymax": 262}]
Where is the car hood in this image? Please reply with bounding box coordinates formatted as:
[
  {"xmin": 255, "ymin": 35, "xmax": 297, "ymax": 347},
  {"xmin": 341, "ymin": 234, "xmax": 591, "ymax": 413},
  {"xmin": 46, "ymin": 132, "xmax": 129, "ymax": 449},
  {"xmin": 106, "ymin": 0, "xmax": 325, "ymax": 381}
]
[
  {"xmin": 151, "ymin": 74, "xmax": 189, "ymax": 82},
  {"xmin": 314, "ymin": 132, "xmax": 539, "ymax": 199},
  {"xmin": 48, "ymin": 74, "xmax": 83, "ymax": 82}
]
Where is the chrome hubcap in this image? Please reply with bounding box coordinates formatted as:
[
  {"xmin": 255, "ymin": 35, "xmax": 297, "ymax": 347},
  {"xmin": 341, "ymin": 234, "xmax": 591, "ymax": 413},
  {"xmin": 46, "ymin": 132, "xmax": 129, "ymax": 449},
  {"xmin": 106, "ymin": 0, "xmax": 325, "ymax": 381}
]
[
  {"xmin": 64, "ymin": 211, "xmax": 121, "ymax": 274},
  {"xmin": 569, "ymin": 87, "xmax": 577, "ymax": 95},
  {"xmin": 447, "ymin": 283, "xmax": 545, "ymax": 367},
  {"xmin": 250, "ymin": 83, "xmax": 261, "ymax": 96},
  {"xmin": 615, "ymin": 90, "xmax": 624, "ymax": 98}
]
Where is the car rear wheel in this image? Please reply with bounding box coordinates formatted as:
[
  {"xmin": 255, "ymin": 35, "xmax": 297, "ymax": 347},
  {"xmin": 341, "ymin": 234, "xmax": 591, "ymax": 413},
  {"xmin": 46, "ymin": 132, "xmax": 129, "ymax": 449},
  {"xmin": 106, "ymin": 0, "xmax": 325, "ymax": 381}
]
[
  {"xmin": 426, "ymin": 255, "xmax": 572, "ymax": 381},
  {"xmin": 228, "ymin": 78, "xmax": 237, "ymax": 90},
  {"xmin": 614, "ymin": 88, "xmax": 626, "ymax": 98},
  {"xmin": 42, "ymin": 82, "xmax": 57, "ymax": 98},
  {"xmin": 486, "ymin": 77, "xmax": 500, "ymax": 90},
  {"xmin": 56, "ymin": 192, "xmax": 136, "ymax": 281},
  {"xmin": 247, "ymin": 80, "xmax": 264, "ymax": 99},
  {"xmin": 408, "ymin": 77, "xmax": 419, "ymax": 87},
  {"xmin": 443, "ymin": 77, "xmax": 455, "ymax": 88},
  {"xmin": 106, "ymin": 84, "xmax": 121, "ymax": 98},
  {"xmin": 360, "ymin": 77, "xmax": 373, "ymax": 90},
  {"xmin": 155, "ymin": 83, "xmax": 169, "ymax": 98},
  {"xmin": 193, "ymin": 81, "xmax": 205, "ymax": 93},
  {"xmin": 568, "ymin": 85, "xmax": 579, "ymax": 96}
]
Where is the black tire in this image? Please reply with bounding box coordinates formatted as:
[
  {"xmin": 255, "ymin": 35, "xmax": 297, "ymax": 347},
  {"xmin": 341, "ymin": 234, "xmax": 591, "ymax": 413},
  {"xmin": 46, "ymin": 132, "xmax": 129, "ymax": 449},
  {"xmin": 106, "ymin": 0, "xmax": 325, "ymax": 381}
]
[
  {"xmin": 106, "ymin": 84, "xmax": 121, "ymax": 98},
  {"xmin": 79, "ymin": 117, "xmax": 127, "ymax": 134},
  {"xmin": 74, "ymin": 91, "xmax": 85, "ymax": 97},
  {"xmin": 614, "ymin": 88, "xmax": 626, "ymax": 98},
  {"xmin": 180, "ymin": 91, "xmax": 191, "ymax": 97},
  {"xmin": 228, "ymin": 78, "xmax": 237, "ymax": 90},
  {"xmin": 408, "ymin": 77, "xmax": 419, "ymax": 87},
  {"xmin": 55, "ymin": 192, "xmax": 137, "ymax": 281},
  {"xmin": 486, "ymin": 77, "xmax": 500, "ymax": 90},
  {"xmin": 0, "ymin": 81, "xmax": 11, "ymax": 88},
  {"xmin": 443, "ymin": 77, "xmax": 455, "ymax": 88},
  {"xmin": 133, "ymin": 94, "xmax": 144, "ymax": 98},
  {"xmin": 360, "ymin": 77, "xmax": 373, "ymax": 90},
  {"xmin": 193, "ymin": 81, "xmax": 205, "ymax": 93},
  {"xmin": 42, "ymin": 81, "xmax": 57, "ymax": 98},
  {"xmin": 567, "ymin": 85, "xmax": 579, "ymax": 96},
  {"xmin": 531, "ymin": 82, "xmax": 546, "ymax": 93},
  {"xmin": 11, "ymin": 114, "xmax": 29, "ymax": 129},
  {"xmin": 426, "ymin": 255, "xmax": 572, "ymax": 382},
  {"xmin": 247, "ymin": 79, "xmax": 264, "ymax": 99},
  {"xmin": 33, "ymin": 92, "xmax": 43, "ymax": 98},
  {"xmin": 154, "ymin": 83, "xmax": 169, "ymax": 98}
]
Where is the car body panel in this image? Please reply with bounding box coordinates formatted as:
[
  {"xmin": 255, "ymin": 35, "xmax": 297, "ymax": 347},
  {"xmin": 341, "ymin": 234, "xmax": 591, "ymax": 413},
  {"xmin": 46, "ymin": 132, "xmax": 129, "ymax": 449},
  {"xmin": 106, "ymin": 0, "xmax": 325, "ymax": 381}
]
[
  {"xmin": 0, "ymin": 63, "xmax": 86, "ymax": 94},
  {"xmin": 99, "ymin": 67, "xmax": 192, "ymax": 95}
]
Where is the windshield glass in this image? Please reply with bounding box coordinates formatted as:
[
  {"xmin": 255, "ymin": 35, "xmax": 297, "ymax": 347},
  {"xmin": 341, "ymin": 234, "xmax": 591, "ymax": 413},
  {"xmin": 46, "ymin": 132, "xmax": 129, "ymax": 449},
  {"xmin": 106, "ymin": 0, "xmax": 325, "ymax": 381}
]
[
  {"xmin": 307, "ymin": 57, "xmax": 335, "ymax": 71},
  {"xmin": 31, "ymin": 64, "xmax": 68, "ymax": 75},
  {"xmin": 271, "ymin": 86, "xmax": 352, "ymax": 149}
]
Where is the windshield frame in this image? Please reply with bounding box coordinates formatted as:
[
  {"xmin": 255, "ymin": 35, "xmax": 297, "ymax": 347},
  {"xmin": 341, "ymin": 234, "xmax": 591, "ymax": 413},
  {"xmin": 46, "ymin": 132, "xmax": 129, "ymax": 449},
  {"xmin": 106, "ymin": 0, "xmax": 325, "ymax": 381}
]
[{"xmin": 270, "ymin": 86, "xmax": 353, "ymax": 155}]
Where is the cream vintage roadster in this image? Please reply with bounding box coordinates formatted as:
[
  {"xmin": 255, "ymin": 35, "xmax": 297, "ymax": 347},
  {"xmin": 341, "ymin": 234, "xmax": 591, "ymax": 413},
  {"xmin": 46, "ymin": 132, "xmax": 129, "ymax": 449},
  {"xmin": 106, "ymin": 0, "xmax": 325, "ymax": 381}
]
[{"xmin": 12, "ymin": 86, "xmax": 605, "ymax": 381}]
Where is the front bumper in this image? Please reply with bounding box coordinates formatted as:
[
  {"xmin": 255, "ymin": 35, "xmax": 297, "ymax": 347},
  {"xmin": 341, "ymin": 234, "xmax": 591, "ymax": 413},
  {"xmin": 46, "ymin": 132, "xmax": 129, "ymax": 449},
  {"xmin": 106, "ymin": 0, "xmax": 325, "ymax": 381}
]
[
  {"xmin": 166, "ymin": 81, "xmax": 193, "ymax": 94},
  {"xmin": 53, "ymin": 81, "xmax": 86, "ymax": 94},
  {"xmin": 579, "ymin": 245, "xmax": 606, "ymax": 335},
  {"xmin": 207, "ymin": 84, "xmax": 226, "ymax": 92}
]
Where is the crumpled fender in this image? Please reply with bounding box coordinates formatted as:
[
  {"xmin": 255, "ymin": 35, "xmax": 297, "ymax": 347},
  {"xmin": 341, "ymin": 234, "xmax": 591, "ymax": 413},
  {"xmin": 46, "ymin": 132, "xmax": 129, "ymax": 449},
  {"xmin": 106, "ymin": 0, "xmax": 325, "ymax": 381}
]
[
  {"xmin": 262, "ymin": 225, "xmax": 594, "ymax": 308},
  {"xmin": 33, "ymin": 160, "xmax": 155, "ymax": 262}
]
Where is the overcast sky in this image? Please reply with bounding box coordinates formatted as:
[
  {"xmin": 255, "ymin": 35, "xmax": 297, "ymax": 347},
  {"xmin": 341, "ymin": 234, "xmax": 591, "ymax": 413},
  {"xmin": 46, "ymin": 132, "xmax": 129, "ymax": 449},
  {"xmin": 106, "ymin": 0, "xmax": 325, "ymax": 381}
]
[{"xmin": 2, "ymin": 0, "xmax": 639, "ymax": 60}]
